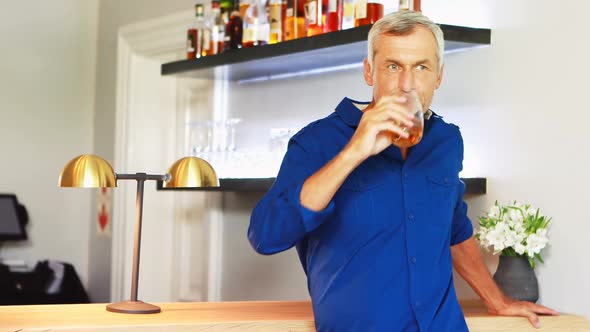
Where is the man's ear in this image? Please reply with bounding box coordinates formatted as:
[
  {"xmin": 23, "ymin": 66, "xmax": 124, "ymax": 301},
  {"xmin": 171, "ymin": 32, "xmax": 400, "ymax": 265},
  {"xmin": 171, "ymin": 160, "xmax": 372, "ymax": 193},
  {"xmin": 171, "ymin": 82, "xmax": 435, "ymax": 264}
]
[
  {"xmin": 363, "ymin": 58, "xmax": 373, "ymax": 86},
  {"xmin": 435, "ymin": 64, "xmax": 444, "ymax": 89}
]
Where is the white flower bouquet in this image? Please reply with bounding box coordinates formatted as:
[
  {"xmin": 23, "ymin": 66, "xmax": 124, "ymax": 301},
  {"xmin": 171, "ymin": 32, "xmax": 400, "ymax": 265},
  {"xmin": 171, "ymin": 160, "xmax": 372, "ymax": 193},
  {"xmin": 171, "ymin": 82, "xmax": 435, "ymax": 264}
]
[{"xmin": 476, "ymin": 201, "xmax": 551, "ymax": 268}]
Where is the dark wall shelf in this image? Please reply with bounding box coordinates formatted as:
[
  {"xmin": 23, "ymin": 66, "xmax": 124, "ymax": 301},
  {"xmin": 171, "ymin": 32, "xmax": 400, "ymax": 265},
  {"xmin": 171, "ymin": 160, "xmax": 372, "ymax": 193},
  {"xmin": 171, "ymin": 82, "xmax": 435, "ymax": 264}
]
[
  {"xmin": 161, "ymin": 24, "xmax": 491, "ymax": 82},
  {"xmin": 157, "ymin": 178, "xmax": 277, "ymax": 193},
  {"xmin": 157, "ymin": 177, "xmax": 486, "ymax": 195}
]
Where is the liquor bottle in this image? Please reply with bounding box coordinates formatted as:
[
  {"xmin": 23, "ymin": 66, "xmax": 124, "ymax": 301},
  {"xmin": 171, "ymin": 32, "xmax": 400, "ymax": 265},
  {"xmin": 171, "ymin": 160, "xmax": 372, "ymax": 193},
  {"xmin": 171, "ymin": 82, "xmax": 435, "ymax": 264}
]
[
  {"xmin": 283, "ymin": 0, "xmax": 295, "ymax": 40},
  {"xmin": 284, "ymin": 0, "xmax": 305, "ymax": 39},
  {"xmin": 295, "ymin": 0, "xmax": 307, "ymax": 38},
  {"xmin": 399, "ymin": 0, "xmax": 421, "ymax": 11},
  {"xmin": 324, "ymin": 0, "xmax": 342, "ymax": 32},
  {"xmin": 268, "ymin": 0, "xmax": 285, "ymax": 44},
  {"xmin": 220, "ymin": 0, "xmax": 234, "ymax": 23},
  {"xmin": 354, "ymin": 0, "xmax": 383, "ymax": 27},
  {"xmin": 243, "ymin": 0, "xmax": 270, "ymax": 47},
  {"xmin": 187, "ymin": 4, "xmax": 211, "ymax": 59},
  {"xmin": 210, "ymin": 0, "xmax": 225, "ymax": 54},
  {"xmin": 224, "ymin": 0, "xmax": 243, "ymax": 50},
  {"xmin": 304, "ymin": 0, "xmax": 323, "ymax": 36},
  {"xmin": 341, "ymin": 0, "xmax": 354, "ymax": 29}
]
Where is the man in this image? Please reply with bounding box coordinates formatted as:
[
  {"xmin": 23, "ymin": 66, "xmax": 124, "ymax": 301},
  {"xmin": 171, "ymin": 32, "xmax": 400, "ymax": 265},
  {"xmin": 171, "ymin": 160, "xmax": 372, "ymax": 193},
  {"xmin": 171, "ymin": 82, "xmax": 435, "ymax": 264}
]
[{"xmin": 248, "ymin": 11, "xmax": 557, "ymax": 331}]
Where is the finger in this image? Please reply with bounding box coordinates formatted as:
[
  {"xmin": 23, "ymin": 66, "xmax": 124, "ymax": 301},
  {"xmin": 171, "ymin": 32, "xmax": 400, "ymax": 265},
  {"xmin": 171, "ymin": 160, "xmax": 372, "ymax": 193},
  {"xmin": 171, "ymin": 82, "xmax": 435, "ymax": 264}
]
[
  {"xmin": 378, "ymin": 122, "xmax": 409, "ymax": 138},
  {"xmin": 530, "ymin": 303, "xmax": 559, "ymax": 316},
  {"xmin": 369, "ymin": 106, "xmax": 415, "ymax": 126},
  {"xmin": 376, "ymin": 111, "xmax": 415, "ymax": 128},
  {"xmin": 385, "ymin": 109, "xmax": 415, "ymax": 127},
  {"xmin": 524, "ymin": 311, "xmax": 541, "ymax": 329}
]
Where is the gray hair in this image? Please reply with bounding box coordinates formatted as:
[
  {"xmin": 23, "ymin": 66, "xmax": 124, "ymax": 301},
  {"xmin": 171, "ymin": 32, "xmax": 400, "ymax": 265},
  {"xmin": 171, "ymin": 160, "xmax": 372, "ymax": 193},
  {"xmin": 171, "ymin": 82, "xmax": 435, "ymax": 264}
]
[{"xmin": 367, "ymin": 11, "xmax": 444, "ymax": 72}]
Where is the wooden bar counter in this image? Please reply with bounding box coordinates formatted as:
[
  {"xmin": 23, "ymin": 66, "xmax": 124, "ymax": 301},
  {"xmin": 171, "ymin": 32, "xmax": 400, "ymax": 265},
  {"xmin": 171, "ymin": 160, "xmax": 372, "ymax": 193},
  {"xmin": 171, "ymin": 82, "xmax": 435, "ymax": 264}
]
[{"xmin": 0, "ymin": 300, "xmax": 588, "ymax": 332}]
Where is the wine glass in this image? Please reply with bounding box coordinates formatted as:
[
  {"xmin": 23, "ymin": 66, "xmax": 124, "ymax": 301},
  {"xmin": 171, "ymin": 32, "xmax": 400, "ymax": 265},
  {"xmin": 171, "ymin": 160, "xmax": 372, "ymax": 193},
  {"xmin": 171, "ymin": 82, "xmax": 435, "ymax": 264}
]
[
  {"xmin": 390, "ymin": 90, "xmax": 424, "ymax": 148},
  {"xmin": 188, "ymin": 121, "xmax": 209, "ymax": 156},
  {"xmin": 225, "ymin": 118, "xmax": 242, "ymax": 151}
]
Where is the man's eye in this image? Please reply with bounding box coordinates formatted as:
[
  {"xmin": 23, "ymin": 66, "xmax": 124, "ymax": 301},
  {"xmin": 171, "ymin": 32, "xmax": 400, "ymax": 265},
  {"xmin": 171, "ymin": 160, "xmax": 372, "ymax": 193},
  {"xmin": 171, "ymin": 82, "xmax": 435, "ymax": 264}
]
[
  {"xmin": 416, "ymin": 65, "xmax": 427, "ymax": 71},
  {"xmin": 388, "ymin": 64, "xmax": 399, "ymax": 70}
]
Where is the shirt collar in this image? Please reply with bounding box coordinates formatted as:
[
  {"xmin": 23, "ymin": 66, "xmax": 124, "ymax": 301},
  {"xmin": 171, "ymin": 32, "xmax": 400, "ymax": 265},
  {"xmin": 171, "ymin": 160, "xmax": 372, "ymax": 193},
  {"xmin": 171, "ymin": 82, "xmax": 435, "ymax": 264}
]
[
  {"xmin": 336, "ymin": 97, "xmax": 435, "ymax": 128},
  {"xmin": 335, "ymin": 97, "xmax": 367, "ymax": 128}
]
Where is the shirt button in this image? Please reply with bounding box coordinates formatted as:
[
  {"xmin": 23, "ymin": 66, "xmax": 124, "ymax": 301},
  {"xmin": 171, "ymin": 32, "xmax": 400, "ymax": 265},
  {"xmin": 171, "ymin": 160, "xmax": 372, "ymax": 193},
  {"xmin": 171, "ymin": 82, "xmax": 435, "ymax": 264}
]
[
  {"xmin": 444, "ymin": 177, "xmax": 449, "ymax": 184},
  {"xmin": 408, "ymin": 213, "xmax": 414, "ymax": 221},
  {"xmin": 411, "ymin": 257, "xmax": 417, "ymax": 264},
  {"xmin": 415, "ymin": 301, "xmax": 421, "ymax": 308},
  {"xmin": 403, "ymin": 173, "xmax": 409, "ymax": 180}
]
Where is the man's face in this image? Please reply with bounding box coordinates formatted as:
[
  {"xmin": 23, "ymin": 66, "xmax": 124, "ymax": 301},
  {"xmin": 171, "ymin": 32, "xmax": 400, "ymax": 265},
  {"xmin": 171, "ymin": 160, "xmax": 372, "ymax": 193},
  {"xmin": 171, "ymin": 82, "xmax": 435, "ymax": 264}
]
[{"xmin": 363, "ymin": 26, "xmax": 444, "ymax": 111}]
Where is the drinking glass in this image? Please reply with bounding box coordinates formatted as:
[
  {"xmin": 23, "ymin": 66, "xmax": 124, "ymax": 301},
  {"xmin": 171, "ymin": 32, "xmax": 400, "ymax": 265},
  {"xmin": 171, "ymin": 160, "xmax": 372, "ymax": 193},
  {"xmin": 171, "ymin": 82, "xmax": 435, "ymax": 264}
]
[
  {"xmin": 390, "ymin": 90, "xmax": 424, "ymax": 148},
  {"xmin": 225, "ymin": 118, "xmax": 242, "ymax": 151},
  {"xmin": 188, "ymin": 121, "xmax": 209, "ymax": 156}
]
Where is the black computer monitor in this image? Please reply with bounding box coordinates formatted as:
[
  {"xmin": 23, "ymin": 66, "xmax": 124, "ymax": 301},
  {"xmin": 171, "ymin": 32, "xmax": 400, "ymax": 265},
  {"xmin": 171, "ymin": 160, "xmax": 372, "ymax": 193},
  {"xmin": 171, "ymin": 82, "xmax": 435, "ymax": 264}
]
[{"xmin": 0, "ymin": 194, "xmax": 27, "ymax": 241}]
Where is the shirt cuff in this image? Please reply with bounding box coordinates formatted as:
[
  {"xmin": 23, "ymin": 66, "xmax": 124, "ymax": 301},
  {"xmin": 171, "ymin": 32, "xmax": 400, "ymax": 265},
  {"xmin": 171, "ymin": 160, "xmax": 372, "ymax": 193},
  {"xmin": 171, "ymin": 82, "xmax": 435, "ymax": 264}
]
[{"xmin": 289, "ymin": 182, "xmax": 335, "ymax": 233}]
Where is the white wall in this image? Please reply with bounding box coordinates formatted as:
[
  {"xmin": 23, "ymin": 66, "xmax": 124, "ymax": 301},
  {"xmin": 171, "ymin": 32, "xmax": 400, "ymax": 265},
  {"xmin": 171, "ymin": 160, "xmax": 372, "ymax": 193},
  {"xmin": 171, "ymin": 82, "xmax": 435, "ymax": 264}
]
[
  {"xmin": 436, "ymin": 0, "xmax": 590, "ymax": 318},
  {"xmin": 95, "ymin": 0, "xmax": 199, "ymax": 163},
  {"xmin": 0, "ymin": 1, "xmax": 98, "ymax": 290}
]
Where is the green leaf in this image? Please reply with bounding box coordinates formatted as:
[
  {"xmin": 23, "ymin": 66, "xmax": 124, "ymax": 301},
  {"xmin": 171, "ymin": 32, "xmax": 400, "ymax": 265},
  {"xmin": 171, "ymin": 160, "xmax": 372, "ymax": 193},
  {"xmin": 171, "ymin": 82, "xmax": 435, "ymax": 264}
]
[{"xmin": 502, "ymin": 248, "xmax": 517, "ymax": 257}]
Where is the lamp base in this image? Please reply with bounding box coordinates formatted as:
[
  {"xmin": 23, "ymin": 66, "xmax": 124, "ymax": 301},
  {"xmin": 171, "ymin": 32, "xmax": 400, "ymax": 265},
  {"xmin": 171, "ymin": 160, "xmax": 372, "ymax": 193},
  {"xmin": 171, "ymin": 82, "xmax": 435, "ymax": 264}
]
[{"xmin": 106, "ymin": 300, "xmax": 161, "ymax": 314}]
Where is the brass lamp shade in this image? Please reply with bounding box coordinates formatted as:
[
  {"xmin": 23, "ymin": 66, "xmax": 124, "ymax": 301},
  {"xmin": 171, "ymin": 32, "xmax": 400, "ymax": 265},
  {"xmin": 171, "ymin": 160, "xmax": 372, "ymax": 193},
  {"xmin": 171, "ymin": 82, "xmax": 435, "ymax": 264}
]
[
  {"xmin": 58, "ymin": 154, "xmax": 117, "ymax": 188},
  {"xmin": 164, "ymin": 157, "xmax": 219, "ymax": 188}
]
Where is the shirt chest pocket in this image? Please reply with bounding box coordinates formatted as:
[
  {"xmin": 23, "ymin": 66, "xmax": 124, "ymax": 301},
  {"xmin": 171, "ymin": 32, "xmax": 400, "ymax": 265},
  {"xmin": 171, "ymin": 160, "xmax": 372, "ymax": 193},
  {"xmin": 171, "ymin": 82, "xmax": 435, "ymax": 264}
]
[
  {"xmin": 424, "ymin": 174, "xmax": 459, "ymax": 226},
  {"xmin": 336, "ymin": 158, "xmax": 400, "ymax": 230}
]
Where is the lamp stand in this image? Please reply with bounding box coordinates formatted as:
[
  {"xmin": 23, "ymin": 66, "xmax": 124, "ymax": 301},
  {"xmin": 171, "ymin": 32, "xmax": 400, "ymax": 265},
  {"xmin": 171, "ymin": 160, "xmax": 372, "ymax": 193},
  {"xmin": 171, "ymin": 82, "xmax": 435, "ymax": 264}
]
[{"xmin": 106, "ymin": 173, "xmax": 169, "ymax": 314}]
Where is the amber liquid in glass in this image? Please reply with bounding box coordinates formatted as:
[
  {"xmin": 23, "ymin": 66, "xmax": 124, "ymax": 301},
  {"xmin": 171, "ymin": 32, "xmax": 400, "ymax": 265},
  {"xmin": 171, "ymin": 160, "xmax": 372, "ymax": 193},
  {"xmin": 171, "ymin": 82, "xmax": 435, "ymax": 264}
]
[
  {"xmin": 389, "ymin": 122, "xmax": 423, "ymax": 148},
  {"xmin": 354, "ymin": 2, "xmax": 383, "ymax": 27}
]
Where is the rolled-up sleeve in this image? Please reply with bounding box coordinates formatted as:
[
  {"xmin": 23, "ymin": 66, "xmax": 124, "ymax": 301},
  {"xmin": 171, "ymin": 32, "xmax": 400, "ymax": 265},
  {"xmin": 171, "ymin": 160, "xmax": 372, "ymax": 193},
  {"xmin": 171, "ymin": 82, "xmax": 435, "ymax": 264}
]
[
  {"xmin": 248, "ymin": 138, "xmax": 335, "ymax": 255},
  {"xmin": 450, "ymin": 128, "xmax": 473, "ymax": 246},
  {"xmin": 450, "ymin": 179, "xmax": 473, "ymax": 246}
]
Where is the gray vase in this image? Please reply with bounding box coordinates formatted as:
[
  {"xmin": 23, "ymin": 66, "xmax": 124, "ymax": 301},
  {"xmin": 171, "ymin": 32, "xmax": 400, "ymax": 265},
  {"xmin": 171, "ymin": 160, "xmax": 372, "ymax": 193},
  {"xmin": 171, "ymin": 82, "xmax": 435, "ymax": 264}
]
[{"xmin": 493, "ymin": 255, "xmax": 539, "ymax": 303}]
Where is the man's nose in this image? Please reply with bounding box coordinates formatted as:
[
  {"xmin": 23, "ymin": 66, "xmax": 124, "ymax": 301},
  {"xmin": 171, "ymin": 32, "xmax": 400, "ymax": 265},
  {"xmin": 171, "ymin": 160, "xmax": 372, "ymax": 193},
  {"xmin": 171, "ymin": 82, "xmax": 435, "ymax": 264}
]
[{"xmin": 398, "ymin": 70, "xmax": 415, "ymax": 93}]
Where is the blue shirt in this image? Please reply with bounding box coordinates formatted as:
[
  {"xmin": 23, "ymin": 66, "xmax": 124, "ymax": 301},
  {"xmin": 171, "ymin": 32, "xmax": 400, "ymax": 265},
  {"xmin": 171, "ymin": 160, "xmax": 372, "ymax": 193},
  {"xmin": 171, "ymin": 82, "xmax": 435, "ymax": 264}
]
[{"xmin": 248, "ymin": 97, "xmax": 474, "ymax": 332}]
